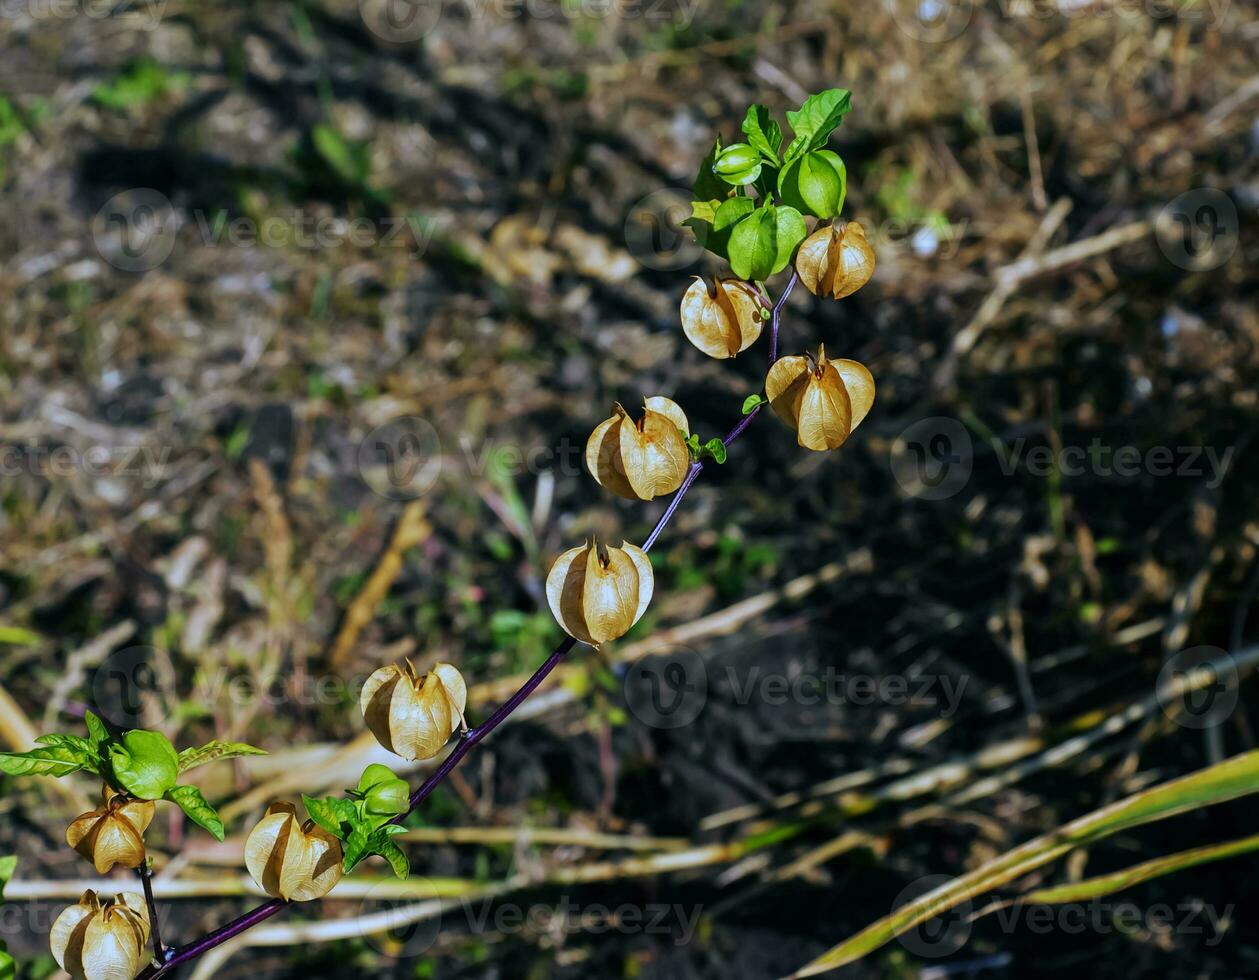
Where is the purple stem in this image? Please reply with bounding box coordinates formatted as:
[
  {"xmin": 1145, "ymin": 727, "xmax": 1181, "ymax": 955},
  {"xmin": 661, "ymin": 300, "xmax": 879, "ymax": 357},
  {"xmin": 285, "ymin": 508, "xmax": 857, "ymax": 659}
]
[{"xmin": 136, "ymin": 273, "xmax": 802, "ymax": 979}]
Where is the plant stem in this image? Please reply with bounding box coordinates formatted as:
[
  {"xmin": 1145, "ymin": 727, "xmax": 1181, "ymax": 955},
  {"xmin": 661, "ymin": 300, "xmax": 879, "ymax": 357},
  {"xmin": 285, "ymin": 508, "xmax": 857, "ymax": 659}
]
[
  {"xmin": 136, "ymin": 272, "xmax": 802, "ymax": 979},
  {"xmin": 137, "ymin": 859, "xmax": 166, "ymax": 962}
]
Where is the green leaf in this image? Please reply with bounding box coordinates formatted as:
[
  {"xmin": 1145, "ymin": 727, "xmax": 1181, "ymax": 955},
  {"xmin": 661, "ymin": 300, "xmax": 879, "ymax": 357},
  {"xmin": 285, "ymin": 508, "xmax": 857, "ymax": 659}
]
[
  {"xmin": 0, "ymin": 946, "xmax": 13, "ymax": 980},
  {"xmin": 0, "ymin": 624, "xmax": 41, "ymax": 646},
  {"xmin": 0, "ymin": 746, "xmax": 87, "ymax": 778},
  {"xmin": 741, "ymin": 104, "xmax": 782, "ymax": 163},
  {"xmin": 177, "ymin": 740, "xmax": 267, "ymax": 774},
  {"xmin": 312, "ymin": 123, "xmax": 370, "ymax": 186},
  {"xmin": 728, "ymin": 205, "xmax": 807, "ymax": 282},
  {"xmin": 83, "ymin": 711, "xmax": 109, "ymax": 750},
  {"xmin": 783, "ymin": 89, "xmax": 852, "ymax": 163},
  {"xmin": 165, "ymin": 785, "xmax": 225, "ymax": 841},
  {"xmin": 778, "ymin": 150, "xmax": 847, "ymax": 220},
  {"xmin": 32, "ymin": 734, "xmax": 102, "ymax": 775},
  {"xmin": 344, "ymin": 824, "xmax": 410, "ymax": 878},
  {"xmin": 792, "ymin": 748, "xmax": 1259, "ymax": 977},
  {"xmin": 302, "ymin": 795, "xmax": 358, "ymax": 840},
  {"xmin": 0, "ymin": 856, "xmax": 15, "ymax": 899},
  {"xmin": 109, "ymin": 730, "xmax": 179, "ymax": 800},
  {"xmin": 688, "ymin": 199, "xmax": 720, "ymax": 225},
  {"xmin": 742, "ymin": 393, "xmax": 767, "ymax": 415},
  {"xmin": 702, "ymin": 439, "xmax": 728, "ymax": 464}
]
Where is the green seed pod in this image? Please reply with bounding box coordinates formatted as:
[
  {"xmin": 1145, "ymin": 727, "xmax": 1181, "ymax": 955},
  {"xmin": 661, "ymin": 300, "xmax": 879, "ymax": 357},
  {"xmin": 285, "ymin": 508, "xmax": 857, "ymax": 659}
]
[{"xmin": 713, "ymin": 142, "xmax": 762, "ymax": 186}]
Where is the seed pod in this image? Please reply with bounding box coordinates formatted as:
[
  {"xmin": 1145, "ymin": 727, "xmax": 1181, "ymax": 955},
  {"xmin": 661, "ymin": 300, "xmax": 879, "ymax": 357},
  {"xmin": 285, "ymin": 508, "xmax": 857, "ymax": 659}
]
[
  {"xmin": 794, "ymin": 221, "xmax": 876, "ymax": 299},
  {"xmin": 244, "ymin": 802, "xmax": 345, "ymax": 902},
  {"xmin": 546, "ymin": 539, "xmax": 653, "ymax": 646},
  {"xmin": 765, "ymin": 344, "xmax": 875, "ymax": 451},
  {"xmin": 680, "ymin": 277, "xmax": 769, "ymax": 359},
  {"xmin": 50, "ymin": 890, "xmax": 150, "ymax": 980},
  {"xmin": 65, "ymin": 790, "xmax": 156, "ymax": 874},
  {"xmin": 586, "ymin": 398, "xmax": 689, "ymax": 501},
  {"xmin": 360, "ymin": 660, "xmax": 468, "ymax": 762}
]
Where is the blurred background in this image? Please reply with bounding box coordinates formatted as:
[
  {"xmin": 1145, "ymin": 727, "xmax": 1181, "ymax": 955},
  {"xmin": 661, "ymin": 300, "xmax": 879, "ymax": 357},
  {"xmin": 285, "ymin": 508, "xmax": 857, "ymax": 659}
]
[{"xmin": 1, "ymin": 0, "xmax": 1257, "ymax": 977}]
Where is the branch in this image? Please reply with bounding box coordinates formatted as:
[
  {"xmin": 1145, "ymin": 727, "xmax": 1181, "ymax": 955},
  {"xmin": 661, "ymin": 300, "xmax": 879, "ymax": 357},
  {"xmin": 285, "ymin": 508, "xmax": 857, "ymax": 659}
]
[{"xmin": 136, "ymin": 274, "xmax": 801, "ymax": 979}]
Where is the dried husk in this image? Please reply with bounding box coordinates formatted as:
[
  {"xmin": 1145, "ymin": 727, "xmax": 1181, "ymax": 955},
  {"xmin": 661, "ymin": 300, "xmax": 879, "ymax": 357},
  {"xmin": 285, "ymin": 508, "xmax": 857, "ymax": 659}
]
[
  {"xmin": 586, "ymin": 397, "xmax": 689, "ymax": 501},
  {"xmin": 360, "ymin": 660, "xmax": 468, "ymax": 761},
  {"xmin": 795, "ymin": 221, "xmax": 876, "ymax": 300},
  {"xmin": 680, "ymin": 277, "xmax": 768, "ymax": 358},
  {"xmin": 546, "ymin": 539, "xmax": 654, "ymax": 646},
  {"xmin": 244, "ymin": 802, "xmax": 345, "ymax": 902},
  {"xmin": 51, "ymin": 890, "xmax": 150, "ymax": 980},
  {"xmin": 765, "ymin": 344, "xmax": 875, "ymax": 451},
  {"xmin": 65, "ymin": 792, "xmax": 156, "ymax": 874}
]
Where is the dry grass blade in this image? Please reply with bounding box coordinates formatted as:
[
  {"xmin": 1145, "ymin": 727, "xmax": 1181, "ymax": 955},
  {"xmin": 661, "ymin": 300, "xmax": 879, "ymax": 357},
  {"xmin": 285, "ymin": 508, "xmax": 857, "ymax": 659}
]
[{"xmin": 791, "ymin": 749, "xmax": 1259, "ymax": 977}]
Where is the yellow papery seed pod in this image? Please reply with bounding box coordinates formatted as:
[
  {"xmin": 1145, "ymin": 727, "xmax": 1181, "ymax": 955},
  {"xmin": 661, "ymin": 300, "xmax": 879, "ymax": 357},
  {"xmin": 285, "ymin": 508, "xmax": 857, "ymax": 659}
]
[
  {"xmin": 244, "ymin": 802, "xmax": 345, "ymax": 902},
  {"xmin": 765, "ymin": 344, "xmax": 875, "ymax": 451},
  {"xmin": 680, "ymin": 276, "xmax": 768, "ymax": 359},
  {"xmin": 360, "ymin": 660, "xmax": 468, "ymax": 762},
  {"xmin": 586, "ymin": 397, "xmax": 690, "ymax": 501},
  {"xmin": 546, "ymin": 539, "xmax": 653, "ymax": 646},
  {"xmin": 50, "ymin": 890, "xmax": 150, "ymax": 980},
  {"xmin": 65, "ymin": 790, "xmax": 156, "ymax": 874},
  {"xmin": 795, "ymin": 221, "xmax": 876, "ymax": 300}
]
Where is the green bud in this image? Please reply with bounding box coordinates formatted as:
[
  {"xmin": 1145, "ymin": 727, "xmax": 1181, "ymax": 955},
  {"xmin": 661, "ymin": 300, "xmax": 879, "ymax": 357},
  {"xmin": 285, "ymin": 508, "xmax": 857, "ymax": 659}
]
[
  {"xmin": 713, "ymin": 143, "xmax": 762, "ymax": 186},
  {"xmin": 358, "ymin": 764, "xmax": 410, "ymax": 816}
]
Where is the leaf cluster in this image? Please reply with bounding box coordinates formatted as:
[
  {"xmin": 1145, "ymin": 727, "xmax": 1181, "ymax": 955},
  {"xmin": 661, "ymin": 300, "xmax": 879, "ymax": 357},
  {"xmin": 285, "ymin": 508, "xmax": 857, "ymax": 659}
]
[
  {"xmin": 0, "ymin": 713, "xmax": 265, "ymax": 842},
  {"xmin": 687, "ymin": 90, "xmax": 852, "ymax": 282},
  {"xmin": 303, "ymin": 764, "xmax": 412, "ymax": 879}
]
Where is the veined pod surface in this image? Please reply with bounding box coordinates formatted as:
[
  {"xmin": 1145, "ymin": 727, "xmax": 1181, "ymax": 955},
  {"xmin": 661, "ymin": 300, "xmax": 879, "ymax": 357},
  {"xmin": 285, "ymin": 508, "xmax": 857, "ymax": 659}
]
[
  {"xmin": 795, "ymin": 221, "xmax": 875, "ymax": 300},
  {"xmin": 680, "ymin": 276, "xmax": 769, "ymax": 359},
  {"xmin": 65, "ymin": 790, "xmax": 155, "ymax": 874},
  {"xmin": 360, "ymin": 660, "xmax": 468, "ymax": 762},
  {"xmin": 244, "ymin": 801, "xmax": 345, "ymax": 902},
  {"xmin": 546, "ymin": 539, "xmax": 654, "ymax": 646},
  {"xmin": 50, "ymin": 890, "xmax": 150, "ymax": 980},
  {"xmin": 586, "ymin": 397, "xmax": 690, "ymax": 501},
  {"xmin": 765, "ymin": 344, "xmax": 875, "ymax": 451}
]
